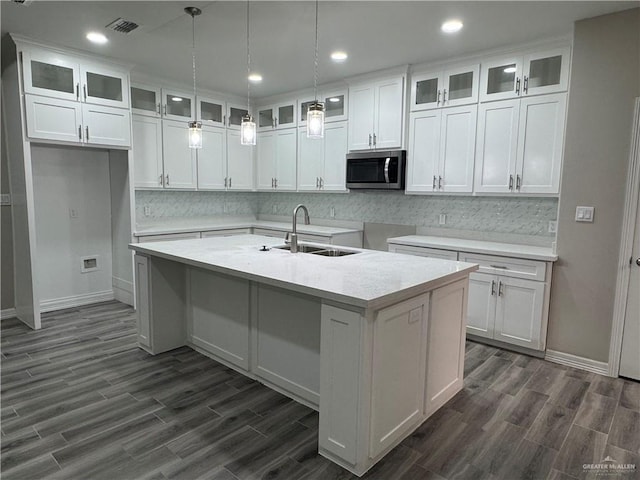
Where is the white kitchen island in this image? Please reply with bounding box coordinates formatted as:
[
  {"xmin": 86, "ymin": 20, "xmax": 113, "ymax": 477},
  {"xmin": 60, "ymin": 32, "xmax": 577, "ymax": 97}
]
[{"xmin": 129, "ymin": 234, "xmax": 477, "ymax": 476}]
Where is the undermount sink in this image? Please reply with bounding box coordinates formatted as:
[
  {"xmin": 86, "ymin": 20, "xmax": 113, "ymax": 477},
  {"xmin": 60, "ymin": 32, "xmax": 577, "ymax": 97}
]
[{"xmin": 274, "ymin": 244, "xmax": 360, "ymax": 257}]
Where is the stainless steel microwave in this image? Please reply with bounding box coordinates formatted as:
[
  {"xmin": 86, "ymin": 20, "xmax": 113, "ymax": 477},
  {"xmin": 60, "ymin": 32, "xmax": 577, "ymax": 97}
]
[{"xmin": 346, "ymin": 150, "xmax": 406, "ymax": 190}]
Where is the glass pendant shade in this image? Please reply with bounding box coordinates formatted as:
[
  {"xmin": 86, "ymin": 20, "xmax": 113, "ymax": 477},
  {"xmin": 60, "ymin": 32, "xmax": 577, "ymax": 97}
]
[
  {"xmin": 307, "ymin": 101, "xmax": 325, "ymax": 139},
  {"xmin": 188, "ymin": 121, "xmax": 203, "ymax": 149},
  {"xmin": 240, "ymin": 114, "xmax": 256, "ymax": 145}
]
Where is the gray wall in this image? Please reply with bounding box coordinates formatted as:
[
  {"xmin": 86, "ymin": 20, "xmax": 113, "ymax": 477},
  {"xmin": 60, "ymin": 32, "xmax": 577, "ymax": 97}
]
[
  {"xmin": 548, "ymin": 8, "xmax": 640, "ymax": 362},
  {"xmin": 1, "ymin": 122, "xmax": 15, "ymax": 311}
]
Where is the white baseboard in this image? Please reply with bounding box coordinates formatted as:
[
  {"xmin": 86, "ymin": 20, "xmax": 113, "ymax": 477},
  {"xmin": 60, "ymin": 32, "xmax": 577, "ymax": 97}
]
[
  {"xmin": 113, "ymin": 276, "xmax": 134, "ymax": 306},
  {"xmin": 545, "ymin": 349, "xmax": 610, "ymax": 376},
  {"xmin": 0, "ymin": 308, "xmax": 17, "ymax": 320},
  {"xmin": 40, "ymin": 290, "xmax": 114, "ymax": 313}
]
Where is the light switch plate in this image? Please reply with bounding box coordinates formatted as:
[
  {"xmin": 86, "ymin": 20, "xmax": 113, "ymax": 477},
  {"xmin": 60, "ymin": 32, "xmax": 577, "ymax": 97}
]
[
  {"xmin": 0, "ymin": 194, "xmax": 11, "ymax": 206},
  {"xmin": 575, "ymin": 206, "xmax": 595, "ymax": 223}
]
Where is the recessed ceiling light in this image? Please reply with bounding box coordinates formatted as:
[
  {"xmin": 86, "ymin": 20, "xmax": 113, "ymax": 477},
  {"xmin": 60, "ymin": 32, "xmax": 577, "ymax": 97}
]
[
  {"xmin": 503, "ymin": 67, "xmax": 517, "ymax": 73},
  {"xmin": 330, "ymin": 51, "xmax": 348, "ymax": 62},
  {"xmin": 441, "ymin": 20, "xmax": 463, "ymax": 33},
  {"xmin": 86, "ymin": 32, "xmax": 108, "ymax": 44},
  {"xmin": 248, "ymin": 73, "xmax": 263, "ymax": 83},
  {"xmin": 328, "ymin": 97, "xmax": 341, "ymax": 103},
  {"xmin": 171, "ymin": 97, "xmax": 183, "ymax": 102}
]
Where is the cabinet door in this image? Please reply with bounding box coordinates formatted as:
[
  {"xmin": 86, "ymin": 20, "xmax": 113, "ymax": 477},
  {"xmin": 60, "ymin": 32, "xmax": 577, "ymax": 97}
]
[
  {"xmin": 131, "ymin": 84, "xmax": 161, "ymax": 117},
  {"xmin": 297, "ymin": 129, "xmax": 323, "ymax": 190},
  {"xmin": 134, "ymin": 255, "xmax": 151, "ymax": 349},
  {"xmin": 494, "ymin": 277, "xmax": 544, "ymax": 350},
  {"xmin": 197, "ymin": 126, "xmax": 227, "ymax": 190},
  {"xmin": 24, "ymin": 95, "xmax": 82, "ymax": 143},
  {"xmin": 162, "ymin": 120, "xmax": 197, "ymax": 189},
  {"xmin": 374, "ymin": 77, "xmax": 404, "ymax": 149},
  {"xmin": 523, "ymin": 47, "xmax": 570, "ymax": 97},
  {"xmin": 516, "ymin": 93, "xmax": 566, "ymax": 194},
  {"xmin": 257, "ymin": 131, "xmax": 276, "ymax": 190},
  {"xmin": 132, "ymin": 115, "xmax": 163, "ymax": 188},
  {"xmin": 439, "ymin": 105, "xmax": 476, "ymax": 193},
  {"xmin": 226, "ymin": 130, "xmax": 255, "ymax": 190},
  {"xmin": 348, "ymin": 84, "xmax": 375, "ymax": 150},
  {"xmin": 406, "ymin": 110, "xmax": 441, "ymax": 193},
  {"xmin": 444, "ymin": 64, "xmax": 479, "ymax": 107},
  {"xmin": 227, "ymin": 103, "xmax": 249, "ymax": 130},
  {"xmin": 197, "ymin": 96, "xmax": 225, "ymax": 128},
  {"xmin": 321, "ymin": 121, "xmax": 348, "ymax": 191},
  {"xmin": 22, "ymin": 49, "xmax": 80, "ymax": 102},
  {"xmin": 298, "ymin": 98, "xmax": 316, "ymax": 126},
  {"xmin": 162, "ymin": 89, "xmax": 194, "ymax": 122},
  {"xmin": 276, "ymin": 102, "xmax": 297, "ymax": 129},
  {"xmin": 466, "ymin": 272, "xmax": 496, "ymax": 339},
  {"xmin": 275, "ymin": 129, "xmax": 297, "ymax": 190},
  {"xmin": 474, "ymin": 99, "xmax": 520, "ymax": 193},
  {"xmin": 258, "ymin": 105, "xmax": 275, "ymax": 131},
  {"xmin": 323, "ymin": 90, "xmax": 348, "ymax": 123},
  {"xmin": 80, "ymin": 64, "xmax": 129, "ymax": 109},
  {"xmin": 410, "ymin": 71, "xmax": 442, "ymax": 111},
  {"xmin": 82, "ymin": 104, "xmax": 131, "ymax": 148},
  {"xmin": 480, "ymin": 55, "xmax": 523, "ymax": 102}
]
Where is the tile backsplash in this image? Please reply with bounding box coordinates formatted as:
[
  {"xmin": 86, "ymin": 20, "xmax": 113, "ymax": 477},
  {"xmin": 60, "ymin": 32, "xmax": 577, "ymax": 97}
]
[{"xmin": 136, "ymin": 190, "xmax": 558, "ymax": 238}]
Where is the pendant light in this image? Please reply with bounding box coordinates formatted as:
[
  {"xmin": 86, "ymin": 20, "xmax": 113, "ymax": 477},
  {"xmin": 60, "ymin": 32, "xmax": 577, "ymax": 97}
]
[
  {"xmin": 307, "ymin": 0, "xmax": 324, "ymax": 139},
  {"xmin": 185, "ymin": 6, "xmax": 203, "ymax": 149},
  {"xmin": 240, "ymin": 0, "xmax": 256, "ymax": 145}
]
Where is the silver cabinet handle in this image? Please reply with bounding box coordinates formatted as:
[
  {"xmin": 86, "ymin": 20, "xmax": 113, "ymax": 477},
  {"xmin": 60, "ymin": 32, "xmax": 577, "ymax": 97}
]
[
  {"xmin": 491, "ymin": 280, "xmax": 496, "ymax": 296},
  {"xmin": 438, "ymin": 176, "xmax": 443, "ymax": 190},
  {"xmin": 373, "ymin": 133, "xmax": 377, "ymax": 146},
  {"xmin": 271, "ymin": 178, "xmax": 274, "ymax": 188},
  {"xmin": 490, "ymin": 265, "xmax": 508, "ymax": 269},
  {"xmin": 224, "ymin": 177, "xmax": 228, "ymax": 188},
  {"xmin": 515, "ymin": 77, "xmax": 521, "ymax": 95},
  {"xmin": 163, "ymin": 104, "xmax": 167, "ymax": 115},
  {"xmin": 159, "ymin": 174, "xmax": 163, "ymax": 186},
  {"xmin": 165, "ymin": 174, "xmax": 169, "ymax": 186},
  {"xmin": 78, "ymin": 125, "xmax": 82, "ymax": 141},
  {"xmin": 85, "ymin": 126, "xmax": 89, "ymax": 141},
  {"xmin": 275, "ymin": 178, "xmax": 278, "ymax": 188},
  {"xmin": 316, "ymin": 177, "xmax": 320, "ymax": 189},
  {"xmin": 443, "ymin": 89, "xmax": 447, "ymax": 104},
  {"xmin": 433, "ymin": 175, "xmax": 437, "ymax": 190},
  {"xmin": 509, "ymin": 174, "xmax": 514, "ymax": 191},
  {"xmin": 498, "ymin": 281, "xmax": 504, "ymax": 296},
  {"xmin": 156, "ymin": 103, "xmax": 161, "ymax": 114},
  {"xmin": 83, "ymin": 84, "xmax": 87, "ymax": 101},
  {"xmin": 523, "ymin": 76, "xmax": 529, "ymax": 94},
  {"xmin": 76, "ymin": 83, "xmax": 80, "ymax": 101},
  {"xmin": 320, "ymin": 177, "xmax": 323, "ymax": 188},
  {"xmin": 368, "ymin": 134, "xmax": 372, "ymax": 147},
  {"xmin": 384, "ymin": 157, "xmax": 391, "ymax": 183},
  {"xmin": 223, "ymin": 114, "xmax": 226, "ymax": 126},
  {"xmin": 229, "ymin": 177, "xmax": 232, "ymax": 188},
  {"xmin": 437, "ymin": 90, "xmax": 441, "ymax": 106},
  {"xmin": 516, "ymin": 174, "xmax": 521, "ymax": 191}
]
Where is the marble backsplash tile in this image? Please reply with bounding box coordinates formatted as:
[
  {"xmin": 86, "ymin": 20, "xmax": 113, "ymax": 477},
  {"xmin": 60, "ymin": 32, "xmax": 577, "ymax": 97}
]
[{"xmin": 135, "ymin": 190, "xmax": 558, "ymax": 238}]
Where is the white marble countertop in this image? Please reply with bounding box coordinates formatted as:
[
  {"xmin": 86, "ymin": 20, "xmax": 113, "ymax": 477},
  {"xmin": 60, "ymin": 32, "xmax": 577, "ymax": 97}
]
[
  {"xmin": 387, "ymin": 235, "xmax": 558, "ymax": 262},
  {"xmin": 134, "ymin": 217, "xmax": 361, "ymax": 237},
  {"xmin": 130, "ymin": 234, "xmax": 477, "ymax": 310}
]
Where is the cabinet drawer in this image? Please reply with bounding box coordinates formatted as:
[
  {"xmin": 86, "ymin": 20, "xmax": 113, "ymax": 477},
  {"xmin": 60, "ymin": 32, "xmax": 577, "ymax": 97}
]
[
  {"xmin": 201, "ymin": 228, "xmax": 251, "ymax": 238},
  {"xmin": 459, "ymin": 253, "xmax": 546, "ymax": 281},
  {"xmin": 137, "ymin": 232, "xmax": 201, "ymax": 243},
  {"xmin": 389, "ymin": 244, "xmax": 458, "ymax": 261}
]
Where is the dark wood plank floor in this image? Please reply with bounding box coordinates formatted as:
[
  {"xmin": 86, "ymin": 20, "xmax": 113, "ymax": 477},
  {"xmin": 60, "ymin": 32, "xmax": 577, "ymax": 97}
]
[{"xmin": 1, "ymin": 301, "xmax": 638, "ymax": 480}]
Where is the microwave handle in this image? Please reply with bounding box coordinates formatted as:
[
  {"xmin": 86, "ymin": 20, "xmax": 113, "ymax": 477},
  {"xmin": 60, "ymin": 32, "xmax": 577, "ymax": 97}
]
[{"xmin": 384, "ymin": 157, "xmax": 391, "ymax": 183}]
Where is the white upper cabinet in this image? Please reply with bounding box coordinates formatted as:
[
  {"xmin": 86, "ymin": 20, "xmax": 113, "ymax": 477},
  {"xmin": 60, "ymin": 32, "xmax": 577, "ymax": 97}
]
[
  {"xmin": 226, "ymin": 130, "xmax": 255, "ymax": 190},
  {"xmin": 298, "ymin": 90, "xmax": 348, "ymax": 126},
  {"xmin": 22, "ymin": 49, "xmax": 81, "ymax": 102},
  {"xmin": 257, "ymin": 131, "xmax": 277, "ymax": 189},
  {"xmin": 81, "ymin": 104, "xmax": 131, "ymax": 147},
  {"xmin": 80, "ymin": 63, "xmax": 129, "ymax": 109},
  {"xmin": 131, "ymin": 84, "xmax": 161, "ymax": 117},
  {"xmin": 258, "ymin": 101, "xmax": 297, "ymax": 131},
  {"xmin": 133, "ymin": 115, "xmax": 163, "ymax": 188},
  {"xmin": 162, "ymin": 89, "xmax": 195, "ymax": 122},
  {"xmin": 348, "ymin": 76, "xmax": 404, "ymax": 151},
  {"xmin": 197, "ymin": 96, "xmax": 226, "ymax": 128},
  {"xmin": 24, "ymin": 95, "xmax": 83, "ymax": 143},
  {"xmin": 297, "ymin": 121, "xmax": 347, "ymax": 192},
  {"xmin": 257, "ymin": 129, "xmax": 297, "ymax": 190},
  {"xmin": 162, "ymin": 120, "xmax": 197, "ymax": 189},
  {"xmin": 406, "ymin": 105, "xmax": 476, "ymax": 193},
  {"xmin": 297, "ymin": 129, "xmax": 323, "ymax": 190},
  {"xmin": 410, "ymin": 64, "xmax": 479, "ymax": 111},
  {"xmin": 480, "ymin": 47, "xmax": 570, "ymax": 102},
  {"xmin": 226, "ymin": 103, "xmax": 249, "ymax": 130},
  {"xmin": 197, "ymin": 126, "xmax": 227, "ymax": 190},
  {"xmin": 474, "ymin": 93, "xmax": 566, "ymax": 194}
]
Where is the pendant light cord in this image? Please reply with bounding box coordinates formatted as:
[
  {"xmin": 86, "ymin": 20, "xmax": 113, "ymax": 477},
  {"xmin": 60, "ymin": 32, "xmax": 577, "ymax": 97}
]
[
  {"xmin": 246, "ymin": 0, "xmax": 251, "ymax": 114},
  {"xmin": 192, "ymin": 13, "xmax": 197, "ymax": 100},
  {"xmin": 313, "ymin": 0, "xmax": 319, "ymax": 102}
]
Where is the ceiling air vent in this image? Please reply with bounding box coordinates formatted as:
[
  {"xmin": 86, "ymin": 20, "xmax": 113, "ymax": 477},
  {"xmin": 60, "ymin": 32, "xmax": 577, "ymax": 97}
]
[
  {"xmin": 12, "ymin": 0, "xmax": 34, "ymax": 5},
  {"xmin": 106, "ymin": 18, "xmax": 140, "ymax": 35}
]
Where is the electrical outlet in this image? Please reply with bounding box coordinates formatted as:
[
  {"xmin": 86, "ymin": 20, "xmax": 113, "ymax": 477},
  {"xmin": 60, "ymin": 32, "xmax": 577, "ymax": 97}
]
[
  {"xmin": 0, "ymin": 194, "xmax": 11, "ymax": 206},
  {"xmin": 69, "ymin": 208, "xmax": 79, "ymax": 218},
  {"xmin": 548, "ymin": 221, "xmax": 557, "ymax": 233},
  {"xmin": 438, "ymin": 214, "xmax": 446, "ymax": 225},
  {"xmin": 223, "ymin": 202, "xmax": 229, "ymax": 214},
  {"xmin": 143, "ymin": 206, "xmax": 151, "ymax": 217},
  {"xmin": 272, "ymin": 204, "xmax": 278, "ymax": 214},
  {"xmin": 330, "ymin": 206, "xmax": 335, "ymax": 218}
]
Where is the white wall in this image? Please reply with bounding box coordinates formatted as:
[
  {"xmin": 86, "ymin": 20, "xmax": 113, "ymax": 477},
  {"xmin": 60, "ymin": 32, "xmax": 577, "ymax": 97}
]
[{"xmin": 31, "ymin": 145, "xmax": 113, "ymax": 309}]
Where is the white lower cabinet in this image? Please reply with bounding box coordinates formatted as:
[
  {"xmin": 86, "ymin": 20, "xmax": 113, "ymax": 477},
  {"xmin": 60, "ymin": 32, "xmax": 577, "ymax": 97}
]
[
  {"xmin": 466, "ymin": 272, "xmax": 496, "ymax": 339},
  {"xmin": 493, "ymin": 276, "xmax": 545, "ymax": 348},
  {"xmin": 162, "ymin": 120, "xmax": 197, "ymax": 189}
]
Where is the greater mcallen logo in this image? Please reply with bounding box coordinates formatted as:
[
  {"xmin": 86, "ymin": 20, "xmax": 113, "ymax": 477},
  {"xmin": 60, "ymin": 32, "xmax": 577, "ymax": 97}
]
[{"xmin": 583, "ymin": 456, "xmax": 637, "ymax": 476}]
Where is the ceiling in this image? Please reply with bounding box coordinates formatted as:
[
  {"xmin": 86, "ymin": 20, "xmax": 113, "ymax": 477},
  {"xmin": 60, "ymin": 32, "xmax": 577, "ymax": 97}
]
[{"xmin": 1, "ymin": 1, "xmax": 637, "ymax": 99}]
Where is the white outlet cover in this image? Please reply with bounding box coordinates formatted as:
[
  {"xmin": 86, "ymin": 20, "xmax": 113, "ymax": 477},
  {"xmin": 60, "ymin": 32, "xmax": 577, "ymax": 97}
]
[
  {"xmin": 0, "ymin": 193, "xmax": 11, "ymax": 205},
  {"xmin": 438, "ymin": 214, "xmax": 446, "ymax": 225},
  {"xmin": 548, "ymin": 221, "xmax": 557, "ymax": 233},
  {"xmin": 575, "ymin": 206, "xmax": 595, "ymax": 223}
]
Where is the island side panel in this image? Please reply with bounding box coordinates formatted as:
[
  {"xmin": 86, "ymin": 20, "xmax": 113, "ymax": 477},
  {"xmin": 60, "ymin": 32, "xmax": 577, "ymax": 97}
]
[{"xmin": 425, "ymin": 278, "xmax": 468, "ymax": 416}]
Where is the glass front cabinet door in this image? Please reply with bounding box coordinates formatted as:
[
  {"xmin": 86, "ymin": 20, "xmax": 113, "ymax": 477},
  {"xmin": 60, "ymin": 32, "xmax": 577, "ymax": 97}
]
[
  {"xmin": 522, "ymin": 47, "xmax": 570, "ymax": 97},
  {"xmin": 276, "ymin": 102, "xmax": 296, "ymax": 129},
  {"xmin": 444, "ymin": 65, "xmax": 479, "ymax": 107},
  {"xmin": 80, "ymin": 63, "xmax": 129, "ymax": 109},
  {"xmin": 162, "ymin": 89, "xmax": 195, "ymax": 122},
  {"xmin": 131, "ymin": 84, "xmax": 161, "ymax": 117},
  {"xmin": 22, "ymin": 49, "xmax": 81, "ymax": 102},
  {"xmin": 480, "ymin": 56, "xmax": 523, "ymax": 102},
  {"xmin": 226, "ymin": 103, "xmax": 249, "ymax": 130},
  {"xmin": 258, "ymin": 106, "xmax": 275, "ymax": 131},
  {"xmin": 323, "ymin": 90, "xmax": 348, "ymax": 123},
  {"xmin": 197, "ymin": 96, "xmax": 226, "ymax": 128},
  {"xmin": 410, "ymin": 72, "xmax": 442, "ymax": 111}
]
